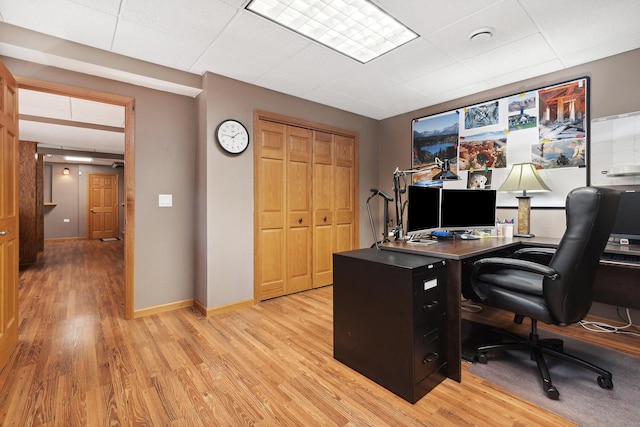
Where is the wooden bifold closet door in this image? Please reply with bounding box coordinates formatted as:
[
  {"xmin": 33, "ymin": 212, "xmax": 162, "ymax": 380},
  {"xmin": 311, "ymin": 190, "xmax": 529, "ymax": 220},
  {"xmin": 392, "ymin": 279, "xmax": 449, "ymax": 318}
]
[{"xmin": 254, "ymin": 111, "xmax": 358, "ymax": 301}]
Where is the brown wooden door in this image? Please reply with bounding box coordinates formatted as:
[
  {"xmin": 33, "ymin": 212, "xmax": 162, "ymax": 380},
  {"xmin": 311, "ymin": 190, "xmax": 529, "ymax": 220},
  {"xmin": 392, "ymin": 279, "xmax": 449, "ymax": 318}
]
[
  {"xmin": 255, "ymin": 120, "xmax": 287, "ymax": 300},
  {"xmin": 312, "ymin": 131, "xmax": 334, "ymax": 288},
  {"xmin": 0, "ymin": 59, "xmax": 19, "ymax": 370},
  {"xmin": 87, "ymin": 173, "xmax": 119, "ymax": 240},
  {"xmin": 286, "ymin": 125, "xmax": 312, "ymax": 294},
  {"xmin": 334, "ymin": 134, "xmax": 356, "ymax": 253}
]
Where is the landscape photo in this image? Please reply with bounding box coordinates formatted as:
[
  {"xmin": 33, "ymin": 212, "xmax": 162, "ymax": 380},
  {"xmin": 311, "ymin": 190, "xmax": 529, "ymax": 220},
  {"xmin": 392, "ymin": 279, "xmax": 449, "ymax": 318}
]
[{"xmin": 458, "ymin": 131, "xmax": 507, "ymax": 171}]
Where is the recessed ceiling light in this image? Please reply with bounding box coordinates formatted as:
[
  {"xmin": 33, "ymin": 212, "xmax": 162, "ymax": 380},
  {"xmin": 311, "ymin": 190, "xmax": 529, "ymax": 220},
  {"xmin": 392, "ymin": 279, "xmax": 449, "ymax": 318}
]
[
  {"xmin": 469, "ymin": 27, "xmax": 494, "ymax": 43},
  {"xmin": 246, "ymin": 0, "xmax": 419, "ymax": 63}
]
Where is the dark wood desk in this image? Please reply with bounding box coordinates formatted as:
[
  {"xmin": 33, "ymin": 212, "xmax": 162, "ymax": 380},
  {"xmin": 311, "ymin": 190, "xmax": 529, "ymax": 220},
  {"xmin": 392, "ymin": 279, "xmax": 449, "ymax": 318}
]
[{"xmin": 380, "ymin": 237, "xmax": 640, "ymax": 383}]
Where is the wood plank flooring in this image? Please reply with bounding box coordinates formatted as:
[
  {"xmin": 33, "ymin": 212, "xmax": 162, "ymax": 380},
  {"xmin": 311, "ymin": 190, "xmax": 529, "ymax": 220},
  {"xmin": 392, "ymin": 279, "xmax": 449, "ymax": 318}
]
[{"xmin": 2, "ymin": 239, "xmax": 638, "ymax": 426}]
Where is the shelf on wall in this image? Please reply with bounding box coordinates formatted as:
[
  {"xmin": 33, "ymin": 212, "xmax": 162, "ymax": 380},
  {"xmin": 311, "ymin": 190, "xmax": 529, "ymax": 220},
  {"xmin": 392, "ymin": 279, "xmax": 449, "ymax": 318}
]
[
  {"xmin": 606, "ymin": 165, "xmax": 640, "ymax": 177},
  {"xmin": 43, "ymin": 202, "xmax": 57, "ymax": 207}
]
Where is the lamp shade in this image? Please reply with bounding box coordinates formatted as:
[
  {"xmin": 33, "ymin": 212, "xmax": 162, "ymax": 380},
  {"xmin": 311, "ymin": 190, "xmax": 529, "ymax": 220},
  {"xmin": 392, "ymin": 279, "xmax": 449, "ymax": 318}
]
[{"xmin": 498, "ymin": 163, "xmax": 550, "ymax": 194}]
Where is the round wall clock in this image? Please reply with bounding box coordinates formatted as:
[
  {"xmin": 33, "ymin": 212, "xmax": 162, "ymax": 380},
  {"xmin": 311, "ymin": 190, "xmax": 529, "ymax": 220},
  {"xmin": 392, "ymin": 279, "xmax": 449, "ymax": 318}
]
[{"xmin": 215, "ymin": 119, "xmax": 250, "ymax": 154}]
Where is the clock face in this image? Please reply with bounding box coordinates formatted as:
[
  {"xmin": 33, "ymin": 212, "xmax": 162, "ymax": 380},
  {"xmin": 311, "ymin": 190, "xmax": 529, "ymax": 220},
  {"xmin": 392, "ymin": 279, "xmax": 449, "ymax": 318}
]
[{"xmin": 216, "ymin": 120, "xmax": 249, "ymax": 154}]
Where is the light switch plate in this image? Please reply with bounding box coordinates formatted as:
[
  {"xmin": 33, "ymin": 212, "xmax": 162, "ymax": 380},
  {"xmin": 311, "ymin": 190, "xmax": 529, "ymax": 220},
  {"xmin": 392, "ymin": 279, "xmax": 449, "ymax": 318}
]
[{"xmin": 158, "ymin": 194, "xmax": 173, "ymax": 207}]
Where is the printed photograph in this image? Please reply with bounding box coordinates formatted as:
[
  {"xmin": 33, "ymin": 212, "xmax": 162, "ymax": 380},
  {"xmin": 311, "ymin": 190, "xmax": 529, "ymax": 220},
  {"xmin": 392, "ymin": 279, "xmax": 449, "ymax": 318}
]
[
  {"xmin": 531, "ymin": 138, "xmax": 586, "ymax": 169},
  {"xmin": 508, "ymin": 113, "xmax": 537, "ymax": 131},
  {"xmin": 508, "ymin": 91, "xmax": 536, "ymax": 113},
  {"xmin": 458, "ymin": 131, "xmax": 507, "ymax": 171},
  {"xmin": 464, "ymin": 101, "xmax": 499, "ymax": 129},
  {"xmin": 538, "ymin": 79, "xmax": 587, "ymax": 141},
  {"xmin": 412, "ymin": 111, "xmax": 459, "ymax": 173},
  {"xmin": 467, "ymin": 170, "xmax": 493, "ymax": 189}
]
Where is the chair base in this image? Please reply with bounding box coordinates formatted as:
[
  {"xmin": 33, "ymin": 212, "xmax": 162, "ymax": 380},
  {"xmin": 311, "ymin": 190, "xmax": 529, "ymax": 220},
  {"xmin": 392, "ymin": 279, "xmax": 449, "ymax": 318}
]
[{"xmin": 475, "ymin": 320, "xmax": 613, "ymax": 400}]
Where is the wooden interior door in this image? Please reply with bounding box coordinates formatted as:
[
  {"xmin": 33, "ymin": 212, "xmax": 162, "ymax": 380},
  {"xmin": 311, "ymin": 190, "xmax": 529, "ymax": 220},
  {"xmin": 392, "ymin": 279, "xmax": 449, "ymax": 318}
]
[
  {"xmin": 88, "ymin": 173, "xmax": 119, "ymax": 240},
  {"xmin": 312, "ymin": 131, "xmax": 334, "ymax": 288},
  {"xmin": 255, "ymin": 120, "xmax": 287, "ymax": 300},
  {"xmin": 334, "ymin": 135, "xmax": 356, "ymax": 253},
  {"xmin": 0, "ymin": 59, "xmax": 19, "ymax": 370},
  {"xmin": 286, "ymin": 125, "xmax": 312, "ymax": 294}
]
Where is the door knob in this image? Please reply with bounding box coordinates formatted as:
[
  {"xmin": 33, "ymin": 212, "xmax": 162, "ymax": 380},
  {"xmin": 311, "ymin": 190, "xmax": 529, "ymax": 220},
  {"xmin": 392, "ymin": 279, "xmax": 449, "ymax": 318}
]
[
  {"xmin": 323, "ymin": 216, "xmax": 327, "ymax": 222},
  {"xmin": 0, "ymin": 230, "xmax": 8, "ymax": 236}
]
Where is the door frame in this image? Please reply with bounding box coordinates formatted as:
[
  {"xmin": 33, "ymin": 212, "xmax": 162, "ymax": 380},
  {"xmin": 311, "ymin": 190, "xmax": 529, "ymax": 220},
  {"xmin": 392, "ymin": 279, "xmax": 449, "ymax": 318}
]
[{"xmin": 16, "ymin": 77, "xmax": 135, "ymax": 319}]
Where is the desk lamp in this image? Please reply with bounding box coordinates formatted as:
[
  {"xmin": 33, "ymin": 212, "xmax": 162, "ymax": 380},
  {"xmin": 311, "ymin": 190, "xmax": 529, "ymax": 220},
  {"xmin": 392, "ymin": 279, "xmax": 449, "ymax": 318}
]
[{"xmin": 498, "ymin": 162, "xmax": 550, "ymax": 237}]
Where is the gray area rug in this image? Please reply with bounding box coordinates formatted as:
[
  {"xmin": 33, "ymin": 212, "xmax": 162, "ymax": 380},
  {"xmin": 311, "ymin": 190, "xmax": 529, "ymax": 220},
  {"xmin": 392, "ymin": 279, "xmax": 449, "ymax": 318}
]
[{"xmin": 467, "ymin": 325, "xmax": 639, "ymax": 426}]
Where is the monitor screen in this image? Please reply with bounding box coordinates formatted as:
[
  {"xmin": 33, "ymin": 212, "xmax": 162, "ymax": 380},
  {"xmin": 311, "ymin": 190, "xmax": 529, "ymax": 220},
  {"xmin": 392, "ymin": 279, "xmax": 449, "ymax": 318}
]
[
  {"xmin": 440, "ymin": 189, "xmax": 497, "ymax": 230},
  {"xmin": 406, "ymin": 185, "xmax": 441, "ymax": 236},
  {"xmin": 610, "ymin": 190, "xmax": 640, "ymax": 241}
]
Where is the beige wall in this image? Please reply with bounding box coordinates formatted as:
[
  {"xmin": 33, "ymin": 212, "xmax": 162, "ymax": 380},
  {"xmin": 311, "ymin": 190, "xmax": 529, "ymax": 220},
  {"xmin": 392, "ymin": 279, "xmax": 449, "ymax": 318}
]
[{"xmin": 378, "ymin": 48, "xmax": 640, "ymax": 238}]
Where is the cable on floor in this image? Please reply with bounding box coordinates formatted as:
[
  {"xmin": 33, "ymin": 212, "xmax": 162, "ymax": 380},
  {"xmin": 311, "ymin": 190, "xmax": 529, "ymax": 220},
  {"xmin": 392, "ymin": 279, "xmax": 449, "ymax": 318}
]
[{"xmin": 579, "ymin": 307, "xmax": 640, "ymax": 337}]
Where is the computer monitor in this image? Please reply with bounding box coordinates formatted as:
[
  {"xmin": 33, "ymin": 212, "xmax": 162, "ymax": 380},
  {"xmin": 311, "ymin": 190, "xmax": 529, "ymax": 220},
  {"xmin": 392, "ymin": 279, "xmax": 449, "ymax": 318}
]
[
  {"xmin": 440, "ymin": 189, "xmax": 497, "ymax": 230},
  {"xmin": 610, "ymin": 190, "xmax": 640, "ymax": 242},
  {"xmin": 406, "ymin": 185, "xmax": 441, "ymax": 236}
]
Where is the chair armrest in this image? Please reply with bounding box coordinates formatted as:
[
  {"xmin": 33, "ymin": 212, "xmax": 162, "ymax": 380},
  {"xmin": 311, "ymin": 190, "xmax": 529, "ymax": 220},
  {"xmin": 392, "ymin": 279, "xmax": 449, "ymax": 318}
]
[
  {"xmin": 512, "ymin": 247, "xmax": 556, "ymax": 264},
  {"xmin": 472, "ymin": 257, "xmax": 560, "ymax": 280}
]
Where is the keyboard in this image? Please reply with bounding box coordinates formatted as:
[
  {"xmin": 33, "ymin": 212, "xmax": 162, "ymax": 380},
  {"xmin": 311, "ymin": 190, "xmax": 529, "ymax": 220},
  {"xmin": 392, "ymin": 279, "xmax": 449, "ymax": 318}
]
[{"xmin": 600, "ymin": 252, "xmax": 640, "ymax": 266}]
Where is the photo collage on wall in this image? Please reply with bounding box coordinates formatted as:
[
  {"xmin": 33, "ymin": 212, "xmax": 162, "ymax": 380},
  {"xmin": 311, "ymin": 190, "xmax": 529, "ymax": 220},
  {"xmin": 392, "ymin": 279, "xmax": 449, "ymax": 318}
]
[{"xmin": 410, "ymin": 78, "xmax": 588, "ymax": 199}]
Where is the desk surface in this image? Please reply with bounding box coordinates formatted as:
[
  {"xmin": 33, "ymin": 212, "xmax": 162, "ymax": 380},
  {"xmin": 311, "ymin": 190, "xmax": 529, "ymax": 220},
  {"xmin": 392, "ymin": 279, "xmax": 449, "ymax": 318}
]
[
  {"xmin": 382, "ymin": 236, "xmax": 640, "ymax": 263},
  {"xmin": 380, "ymin": 236, "xmax": 557, "ymax": 260}
]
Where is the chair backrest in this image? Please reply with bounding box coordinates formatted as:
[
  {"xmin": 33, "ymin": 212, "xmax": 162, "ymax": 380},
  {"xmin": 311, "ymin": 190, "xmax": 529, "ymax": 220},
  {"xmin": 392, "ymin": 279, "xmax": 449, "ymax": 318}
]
[{"xmin": 546, "ymin": 186, "xmax": 620, "ymax": 325}]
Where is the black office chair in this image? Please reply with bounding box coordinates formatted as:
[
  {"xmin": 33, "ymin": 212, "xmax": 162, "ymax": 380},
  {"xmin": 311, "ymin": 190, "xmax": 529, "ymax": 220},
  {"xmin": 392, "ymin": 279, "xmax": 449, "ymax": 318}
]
[{"xmin": 470, "ymin": 186, "xmax": 620, "ymax": 400}]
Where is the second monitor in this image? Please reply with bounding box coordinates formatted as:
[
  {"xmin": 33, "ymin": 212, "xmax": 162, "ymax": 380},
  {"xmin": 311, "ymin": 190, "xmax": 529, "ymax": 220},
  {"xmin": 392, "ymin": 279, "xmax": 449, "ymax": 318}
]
[{"xmin": 440, "ymin": 188, "xmax": 497, "ymax": 231}]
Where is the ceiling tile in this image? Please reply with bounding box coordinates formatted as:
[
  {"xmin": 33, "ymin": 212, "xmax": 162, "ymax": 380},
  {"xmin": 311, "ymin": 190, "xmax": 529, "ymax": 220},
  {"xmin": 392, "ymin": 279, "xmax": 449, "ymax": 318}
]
[
  {"xmin": 19, "ymin": 90, "xmax": 72, "ymax": 120},
  {"xmin": 406, "ymin": 63, "xmax": 482, "ymax": 96},
  {"xmin": 426, "ymin": 0, "xmax": 538, "ymax": 62},
  {"xmin": 367, "ymin": 39, "xmax": 456, "ymax": 83},
  {"xmin": 113, "ymin": 19, "xmax": 208, "ymax": 71},
  {"xmin": 380, "ymin": 0, "xmax": 502, "ymax": 36},
  {"xmin": 20, "ymin": 121, "xmax": 123, "ymax": 153},
  {"xmin": 70, "ymin": 0, "xmax": 121, "ymax": 15},
  {"xmin": 71, "ymin": 98, "xmax": 124, "ymax": 127},
  {"xmin": 463, "ymin": 33, "xmax": 557, "ymax": 80},
  {"xmin": 202, "ymin": 12, "xmax": 310, "ymax": 72},
  {"xmin": 0, "ymin": 0, "xmax": 117, "ymax": 50},
  {"xmin": 119, "ymin": 0, "xmax": 237, "ymax": 45}
]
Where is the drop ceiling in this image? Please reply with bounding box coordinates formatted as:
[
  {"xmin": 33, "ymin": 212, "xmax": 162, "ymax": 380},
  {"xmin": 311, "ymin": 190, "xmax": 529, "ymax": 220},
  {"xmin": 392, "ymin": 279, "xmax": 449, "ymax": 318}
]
[{"xmin": 2, "ymin": 0, "xmax": 640, "ymax": 158}]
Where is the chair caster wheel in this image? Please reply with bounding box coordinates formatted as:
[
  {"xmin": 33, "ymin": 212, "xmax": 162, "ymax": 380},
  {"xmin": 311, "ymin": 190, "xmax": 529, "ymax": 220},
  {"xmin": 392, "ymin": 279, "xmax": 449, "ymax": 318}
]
[
  {"xmin": 477, "ymin": 353, "xmax": 488, "ymax": 364},
  {"xmin": 545, "ymin": 385, "xmax": 559, "ymax": 400},
  {"xmin": 597, "ymin": 375, "xmax": 613, "ymax": 389}
]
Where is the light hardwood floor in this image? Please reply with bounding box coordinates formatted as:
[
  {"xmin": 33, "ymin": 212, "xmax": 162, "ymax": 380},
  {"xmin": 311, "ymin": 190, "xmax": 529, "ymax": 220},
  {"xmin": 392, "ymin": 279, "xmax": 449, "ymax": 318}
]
[{"xmin": 2, "ymin": 239, "xmax": 637, "ymax": 426}]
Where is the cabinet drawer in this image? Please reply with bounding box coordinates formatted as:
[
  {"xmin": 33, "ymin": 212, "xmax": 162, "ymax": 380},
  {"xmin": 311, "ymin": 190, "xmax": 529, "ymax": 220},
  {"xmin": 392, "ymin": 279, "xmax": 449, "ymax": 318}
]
[
  {"xmin": 413, "ymin": 270, "xmax": 446, "ymax": 324},
  {"xmin": 414, "ymin": 330, "xmax": 445, "ymax": 382}
]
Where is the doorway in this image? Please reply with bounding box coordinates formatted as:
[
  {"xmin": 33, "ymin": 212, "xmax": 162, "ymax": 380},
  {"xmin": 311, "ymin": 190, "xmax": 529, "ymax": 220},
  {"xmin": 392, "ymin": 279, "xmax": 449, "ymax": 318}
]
[{"xmin": 17, "ymin": 77, "xmax": 135, "ymax": 319}]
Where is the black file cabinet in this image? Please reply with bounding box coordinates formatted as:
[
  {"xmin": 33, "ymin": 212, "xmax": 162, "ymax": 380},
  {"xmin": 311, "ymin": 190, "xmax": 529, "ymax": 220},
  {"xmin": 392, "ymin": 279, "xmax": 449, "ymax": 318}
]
[{"xmin": 333, "ymin": 248, "xmax": 448, "ymax": 403}]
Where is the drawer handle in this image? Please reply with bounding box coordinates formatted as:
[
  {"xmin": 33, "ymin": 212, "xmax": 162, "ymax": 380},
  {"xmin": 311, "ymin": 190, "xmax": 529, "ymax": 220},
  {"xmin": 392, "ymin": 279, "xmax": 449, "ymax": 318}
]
[
  {"xmin": 422, "ymin": 352, "xmax": 439, "ymax": 364},
  {"xmin": 323, "ymin": 216, "xmax": 327, "ymax": 222},
  {"xmin": 422, "ymin": 301, "xmax": 439, "ymax": 311},
  {"xmin": 298, "ymin": 217, "xmax": 303, "ymax": 223}
]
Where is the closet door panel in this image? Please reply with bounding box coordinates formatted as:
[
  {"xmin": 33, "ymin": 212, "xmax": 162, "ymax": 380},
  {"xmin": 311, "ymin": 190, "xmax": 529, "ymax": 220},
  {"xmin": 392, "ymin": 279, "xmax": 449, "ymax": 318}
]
[
  {"xmin": 335, "ymin": 135, "xmax": 356, "ymax": 252},
  {"xmin": 286, "ymin": 126, "xmax": 312, "ymax": 293},
  {"xmin": 255, "ymin": 120, "xmax": 287, "ymax": 299},
  {"xmin": 313, "ymin": 131, "xmax": 334, "ymax": 287}
]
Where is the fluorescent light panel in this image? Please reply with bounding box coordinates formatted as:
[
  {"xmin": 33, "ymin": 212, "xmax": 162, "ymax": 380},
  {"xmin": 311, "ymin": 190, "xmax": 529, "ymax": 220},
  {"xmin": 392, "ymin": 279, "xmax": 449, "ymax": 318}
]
[
  {"xmin": 246, "ymin": 0, "xmax": 418, "ymax": 63},
  {"xmin": 65, "ymin": 156, "xmax": 93, "ymax": 162}
]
